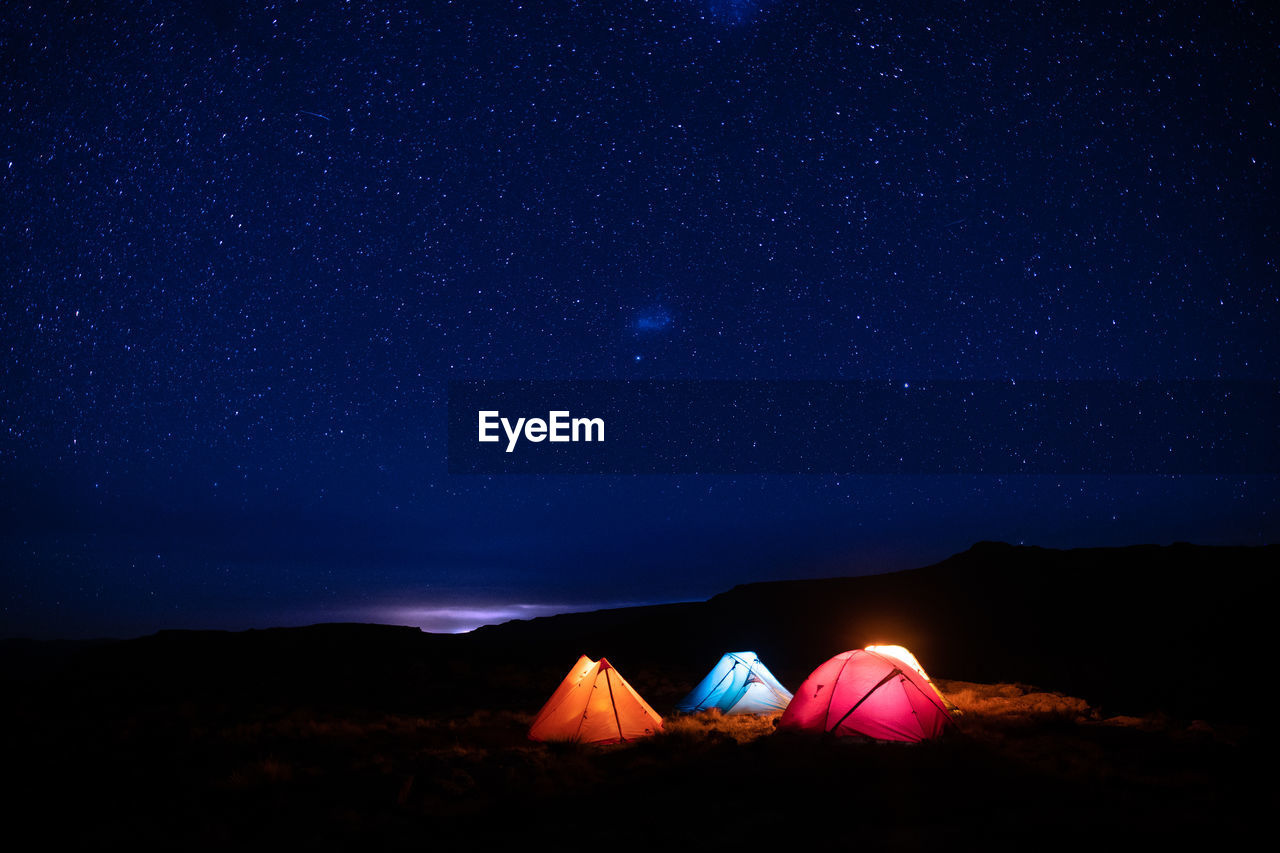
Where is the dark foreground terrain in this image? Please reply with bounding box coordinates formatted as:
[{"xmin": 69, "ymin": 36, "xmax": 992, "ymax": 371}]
[{"xmin": 4, "ymin": 542, "xmax": 1274, "ymax": 847}]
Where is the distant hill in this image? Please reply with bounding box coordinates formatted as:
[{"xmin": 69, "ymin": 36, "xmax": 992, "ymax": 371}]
[
  {"xmin": 468, "ymin": 540, "xmax": 1276, "ymax": 719},
  {"xmin": 8, "ymin": 542, "xmax": 1275, "ymax": 721}
]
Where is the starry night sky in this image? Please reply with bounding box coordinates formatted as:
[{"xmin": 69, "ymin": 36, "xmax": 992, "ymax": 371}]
[{"xmin": 2, "ymin": 1, "xmax": 1277, "ymax": 638}]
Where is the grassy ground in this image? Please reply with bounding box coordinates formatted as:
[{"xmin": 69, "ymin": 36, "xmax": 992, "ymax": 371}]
[{"xmin": 7, "ymin": 679, "xmax": 1263, "ymax": 848}]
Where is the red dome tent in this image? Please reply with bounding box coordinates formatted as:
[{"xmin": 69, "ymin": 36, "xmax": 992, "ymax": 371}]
[
  {"xmin": 778, "ymin": 649, "xmax": 954, "ymax": 742},
  {"xmin": 864, "ymin": 643, "xmax": 961, "ymax": 713}
]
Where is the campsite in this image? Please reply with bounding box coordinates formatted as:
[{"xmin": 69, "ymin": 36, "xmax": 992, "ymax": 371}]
[
  {"xmin": 5, "ymin": 1, "xmax": 1273, "ymax": 847},
  {"xmin": 3, "ymin": 543, "xmax": 1270, "ymax": 846}
]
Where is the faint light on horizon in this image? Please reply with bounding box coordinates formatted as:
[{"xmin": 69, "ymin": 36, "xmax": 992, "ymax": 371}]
[{"xmin": 374, "ymin": 602, "xmax": 638, "ymax": 634}]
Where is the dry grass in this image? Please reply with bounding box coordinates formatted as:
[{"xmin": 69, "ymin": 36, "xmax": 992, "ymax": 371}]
[
  {"xmin": 226, "ymin": 755, "xmax": 295, "ymax": 788},
  {"xmin": 938, "ymin": 679, "xmax": 1094, "ymax": 724},
  {"xmin": 659, "ymin": 708, "xmax": 781, "ymax": 743},
  {"xmin": 14, "ymin": 679, "xmax": 1257, "ymax": 847}
]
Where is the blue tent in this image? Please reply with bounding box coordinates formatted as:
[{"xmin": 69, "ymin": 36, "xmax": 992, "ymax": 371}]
[{"xmin": 676, "ymin": 651, "xmax": 793, "ymax": 715}]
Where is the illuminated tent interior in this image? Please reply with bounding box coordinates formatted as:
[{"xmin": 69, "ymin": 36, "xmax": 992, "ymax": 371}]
[
  {"xmin": 779, "ymin": 649, "xmax": 955, "ymax": 743},
  {"xmin": 528, "ymin": 655, "xmax": 663, "ymax": 744},
  {"xmin": 676, "ymin": 651, "xmax": 793, "ymax": 715},
  {"xmin": 864, "ymin": 644, "xmax": 960, "ymax": 712}
]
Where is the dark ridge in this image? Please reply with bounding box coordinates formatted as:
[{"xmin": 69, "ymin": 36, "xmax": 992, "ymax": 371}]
[
  {"xmin": 7, "ymin": 542, "xmax": 1275, "ymax": 721},
  {"xmin": 466, "ymin": 541, "xmax": 1275, "ymax": 719}
]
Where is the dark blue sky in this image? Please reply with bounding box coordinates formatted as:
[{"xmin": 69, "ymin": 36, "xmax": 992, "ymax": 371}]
[{"xmin": 2, "ymin": 1, "xmax": 1276, "ymax": 638}]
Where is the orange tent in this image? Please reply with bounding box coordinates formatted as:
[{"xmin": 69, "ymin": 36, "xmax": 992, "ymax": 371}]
[{"xmin": 528, "ymin": 655, "xmax": 663, "ymax": 744}]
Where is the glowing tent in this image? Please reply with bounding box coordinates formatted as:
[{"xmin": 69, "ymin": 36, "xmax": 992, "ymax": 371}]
[
  {"xmin": 676, "ymin": 651, "xmax": 793, "ymax": 714},
  {"xmin": 528, "ymin": 655, "xmax": 663, "ymax": 744},
  {"xmin": 864, "ymin": 644, "xmax": 960, "ymax": 712},
  {"xmin": 778, "ymin": 649, "xmax": 954, "ymax": 742}
]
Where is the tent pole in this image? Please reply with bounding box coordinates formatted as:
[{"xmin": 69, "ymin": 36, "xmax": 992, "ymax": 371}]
[{"xmin": 605, "ymin": 668, "xmax": 625, "ymax": 742}]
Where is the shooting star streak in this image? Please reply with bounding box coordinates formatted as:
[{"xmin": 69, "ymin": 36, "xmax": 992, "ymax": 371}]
[{"xmin": 298, "ymin": 110, "xmax": 331, "ymax": 121}]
